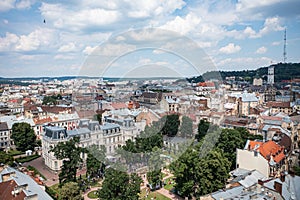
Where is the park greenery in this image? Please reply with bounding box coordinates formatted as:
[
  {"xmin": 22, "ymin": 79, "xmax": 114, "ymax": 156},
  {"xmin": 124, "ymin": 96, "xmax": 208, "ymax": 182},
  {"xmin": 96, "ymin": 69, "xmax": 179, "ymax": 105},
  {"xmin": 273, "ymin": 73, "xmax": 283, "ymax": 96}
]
[
  {"xmin": 48, "ymin": 114, "xmax": 264, "ymax": 199},
  {"xmin": 0, "ymin": 151, "xmax": 14, "ymax": 165},
  {"xmin": 11, "ymin": 122, "xmax": 37, "ymax": 151},
  {"xmin": 86, "ymin": 144, "xmax": 106, "ymax": 179},
  {"xmin": 59, "ymin": 182, "xmax": 83, "ymax": 200},
  {"xmin": 97, "ymin": 168, "xmax": 142, "ymax": 200}
]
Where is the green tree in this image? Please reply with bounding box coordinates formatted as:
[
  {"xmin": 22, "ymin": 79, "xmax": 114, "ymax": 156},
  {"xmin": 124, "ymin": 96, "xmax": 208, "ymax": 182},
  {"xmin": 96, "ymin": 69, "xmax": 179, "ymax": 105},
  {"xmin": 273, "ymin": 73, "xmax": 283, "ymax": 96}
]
[
  {"xmin": 11, "ymin": 122, "xmax": 36, "ymax": 151},
  {"xmin": 50, "ymin": 137, "xmax": 84, "ymax": 185},
  {"xmin": 162, "ymin": 114, "xmax": 180, "ymax": 137},
  {"xmin": 59, "ymin": 182, "xmax": 83, "ymax": 200},
  {"xmin": 0, "ymin": 151, "xmax": 13, "ymax": 165},
  {"xmin": 86, "ymin": 144, "xmax": 106, "ymax": 178},
  {"xmin": 42, "ymin": 94, "xmax": 62, "ymax": 105},
  {"xmin": 98, "ymin": 168, "xmax": 142, "ymax": 200},
  {"xmin": 179, "ymin": 116, "xmax": 193, "ymax": 138},
  {"xmin": 147, "ymin": 147, "xmax": 163, "ymax": 187},
  {"xmin": 196, "ymin": 119, "xmax": 210, "ymax": 141},
  {"xmin": 170, "ymin": 146, "xmax": 230, "ymax": 199},
  {"xmin": 147, "ymin": 169, "xmax": 162, "ymax": 187},
  {"xmin": 216, "ymin": 129, "xmax": 244, "ymax": 170},
  {"xmin": 216, "ymin": 128, "xmax": 262, "ymax": 170}
]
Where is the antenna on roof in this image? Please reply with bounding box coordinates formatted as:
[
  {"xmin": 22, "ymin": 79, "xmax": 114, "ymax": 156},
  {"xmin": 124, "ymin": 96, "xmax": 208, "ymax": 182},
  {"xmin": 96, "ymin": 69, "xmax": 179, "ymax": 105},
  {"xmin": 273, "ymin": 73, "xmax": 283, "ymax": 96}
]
[{"xmin": 283, "ymin": 28, "xmax": 287, "ymax": 63}]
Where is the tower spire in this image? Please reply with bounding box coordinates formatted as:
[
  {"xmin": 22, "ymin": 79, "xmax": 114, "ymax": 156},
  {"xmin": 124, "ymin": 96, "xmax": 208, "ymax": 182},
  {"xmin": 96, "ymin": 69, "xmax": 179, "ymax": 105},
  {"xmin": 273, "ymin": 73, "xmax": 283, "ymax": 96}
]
[{"xmin": 283, "ymin": 28, "xmax": 287, "ymax": 63}]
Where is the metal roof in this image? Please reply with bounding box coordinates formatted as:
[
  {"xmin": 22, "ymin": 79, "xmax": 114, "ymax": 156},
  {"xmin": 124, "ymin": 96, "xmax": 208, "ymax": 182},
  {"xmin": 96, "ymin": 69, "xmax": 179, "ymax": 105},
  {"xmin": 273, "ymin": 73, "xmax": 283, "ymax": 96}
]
[{"xmin": 0, "ymin": 167, "xmax": 52, "ymax": 200}]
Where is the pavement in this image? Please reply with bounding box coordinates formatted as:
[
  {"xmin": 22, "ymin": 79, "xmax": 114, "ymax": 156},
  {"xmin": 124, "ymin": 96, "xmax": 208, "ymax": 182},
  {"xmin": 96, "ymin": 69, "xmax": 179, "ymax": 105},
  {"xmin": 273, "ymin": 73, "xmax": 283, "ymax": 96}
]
[
  {"xmin": 23, "ymin": 157, "xmax": 87, "ymax": 187},
  {"xmin": 140, "ymin": 169, "xmax": 184, "ymax": 200},
  {"xmin": 156, "ymin": 188, "xmax": 184, "ymax": 200}
]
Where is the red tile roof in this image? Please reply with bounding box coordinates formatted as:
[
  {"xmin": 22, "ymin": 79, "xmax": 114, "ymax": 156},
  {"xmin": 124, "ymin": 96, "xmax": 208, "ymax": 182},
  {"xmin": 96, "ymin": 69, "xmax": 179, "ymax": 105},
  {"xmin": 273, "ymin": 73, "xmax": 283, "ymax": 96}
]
[
  {"xmin": 111, "ymin": 102, "xmax": 127, "ymax": 110},
  {"xmin": 249, "ymin": 140, "xmax": 285, "ymax": 163},
  {"xmin": 266, "ymin": 101, "xmax": 291, "ymax": 108},
  {"xmin": 33, "ymin": 117, "xmax": 52, "ymax": 125},
  {"xmin": 260, "ymin": 115, "xmax": 282, "ymax": 121}
]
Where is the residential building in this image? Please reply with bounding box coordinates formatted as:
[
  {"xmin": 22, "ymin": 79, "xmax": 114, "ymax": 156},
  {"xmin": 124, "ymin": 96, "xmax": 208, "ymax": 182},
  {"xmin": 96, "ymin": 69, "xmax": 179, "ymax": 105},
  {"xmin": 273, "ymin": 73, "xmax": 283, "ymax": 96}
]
[
  {"xmin": 0, "ymin": 166, "xmax": 52, "ymax": 200},
  {"xmin": 42, "ymin": 117, "xmax": 143, "ymax": 171},
  {"xmin": 237, "ymin": 140, "xmax": 286, "ymax": 177}
]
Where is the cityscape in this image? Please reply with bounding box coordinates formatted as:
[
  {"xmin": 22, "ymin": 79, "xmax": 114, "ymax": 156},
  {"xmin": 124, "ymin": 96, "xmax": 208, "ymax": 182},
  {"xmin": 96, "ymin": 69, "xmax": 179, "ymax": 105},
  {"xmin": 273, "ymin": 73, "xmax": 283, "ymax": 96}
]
[{"xmin": 1, "ymin": 1, "xmax": 300, "ymax": 200}]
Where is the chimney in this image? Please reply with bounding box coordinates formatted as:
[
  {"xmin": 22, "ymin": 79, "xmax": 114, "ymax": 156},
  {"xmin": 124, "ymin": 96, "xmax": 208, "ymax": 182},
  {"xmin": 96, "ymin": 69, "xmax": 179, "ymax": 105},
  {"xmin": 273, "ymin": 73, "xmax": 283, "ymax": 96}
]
[
  {"xmin": 258, "ymin": 179, "xmax": 264, "ymax": 185},
  {"xmin": 274, "ymin": 181, "xmax": 282, "ymax": 195},
  {"xmin": 280, "ymin": 172, "xmax": 285, "ymax": 182}
]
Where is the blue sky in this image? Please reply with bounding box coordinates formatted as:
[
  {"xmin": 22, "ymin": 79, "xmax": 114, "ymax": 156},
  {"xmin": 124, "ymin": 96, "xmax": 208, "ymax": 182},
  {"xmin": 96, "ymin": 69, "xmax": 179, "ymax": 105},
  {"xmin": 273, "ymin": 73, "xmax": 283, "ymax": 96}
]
[{"xmin": 0, "ymin": 0, "xmax": 299, "ymax": 77}]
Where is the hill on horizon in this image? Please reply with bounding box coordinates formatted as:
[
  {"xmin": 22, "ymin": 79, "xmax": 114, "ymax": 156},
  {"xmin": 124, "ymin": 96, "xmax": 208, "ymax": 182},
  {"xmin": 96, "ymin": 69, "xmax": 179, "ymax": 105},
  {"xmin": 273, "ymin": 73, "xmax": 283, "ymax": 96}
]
[{"xmin": 187, "ymin": 62, "xmax": 300, "ymax": 83}]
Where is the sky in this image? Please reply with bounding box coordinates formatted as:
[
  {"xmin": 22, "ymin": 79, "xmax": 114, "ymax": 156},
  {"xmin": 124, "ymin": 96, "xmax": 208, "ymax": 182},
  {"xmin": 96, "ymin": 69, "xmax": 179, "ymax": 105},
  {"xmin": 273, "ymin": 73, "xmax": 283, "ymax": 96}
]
[{"xmin": 0, "ymin": 0, "xmax": 300, "ymax": 78}]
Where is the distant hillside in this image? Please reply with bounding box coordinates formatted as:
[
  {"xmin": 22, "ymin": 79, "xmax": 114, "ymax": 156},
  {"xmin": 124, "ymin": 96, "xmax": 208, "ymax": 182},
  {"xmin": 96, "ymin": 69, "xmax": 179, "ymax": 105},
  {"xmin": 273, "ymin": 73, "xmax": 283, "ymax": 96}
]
[{"xmin": 187, "ymin": 63, "xmax": 300, "ymax": 83}]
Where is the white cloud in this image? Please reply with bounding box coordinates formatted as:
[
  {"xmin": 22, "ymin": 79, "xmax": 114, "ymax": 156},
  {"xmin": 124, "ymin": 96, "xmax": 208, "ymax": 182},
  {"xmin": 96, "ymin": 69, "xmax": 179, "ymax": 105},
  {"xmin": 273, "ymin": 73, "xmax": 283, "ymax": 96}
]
[
  {"xmin": 272, "ymin": 41, "xmax": 281, "ymax": 46},
  {"xmin": 20, "ymin": 55, "xmax": 35, "ymax": 60},
  {"xmin": 138, "ymin": 58, "xmax": 151, "ymax": 65},
  {"xmin": 54, "ymin": 54, "xmax": 74, "ymax": 60},
  {"xmin": 85, "ymin": 43, "xmax": 136, "ymax": 57},
  {"xmin": 0, "ymin": 32, "xmax": 19, "ymax": 51},
  {"xmin": 219, "ymin": 43, "xmax": 241, "ymax": 54},
  {"xmin": 40, "ymin": 3, "xmax": 120, "ymax": 31},
  {"xmin": 16, "ymin": 0, "xmax": 35, "ymax": 9},
  {"xmin": 125, "ymin": 0, "xmax": 185, "ymax": 18},
  {"xmin": 160, "ymin": 13, "xmax": 201, "ymax": 35},
  {"xmin": 217, "ymin": 56, "xmax": 273, "ymax": 70},
  {"xmin": 0, "ymin": 0, "xmax": 35, "ymax": 12},
  {"xmin": 0, "ymin": 0, "xmax": 15, "ymax": 12},
  {"xmin": 258, "ymin": 17, "xmax": 284, "ymax": 36},
  {"xmin": 256, "ymin": 46, "xmax": 267, "ymax": 54},
  {"xmin": 152, "ymin": 49, "xmax": 165, "ymax": 54},
  {"xmin": 3, "ymin": 19, "xmax": 8, "ymax": 24},
  {"xmin": 83, "ymin": 46, "xmax": 97, "ymax": 55},
  {"xmin": 58, "ymin": 42, "xmax": 76, "ymax": 52},
  {"xmin": 16, "ymin": 28, "xmax": 55, "ymax": 51}
]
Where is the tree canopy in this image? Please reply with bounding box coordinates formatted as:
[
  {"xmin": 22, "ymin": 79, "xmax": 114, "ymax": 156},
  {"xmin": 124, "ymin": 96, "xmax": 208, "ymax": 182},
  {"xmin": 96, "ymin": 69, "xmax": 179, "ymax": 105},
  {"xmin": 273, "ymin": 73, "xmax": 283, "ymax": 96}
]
[
  {"xmin": 0, "ymin": 151, "xmax": 13, "ymax": 165},
  {"xmin": 170, "ymin": 146, "xmax": 230, "ymax": 198},
  {"xmin": 196, "ymin": 119, "xmax": 210, "ymax": 141},
  {"xmin": 179, "ymin": 116, "xmax": 193, "ymax": 138},
  {"xmin": 161, "ymin": 114, "xmax": 180, "ymax": 137},
  {"xmin": 11, "ymin": 122, "xmax": 36, "ymax": 151},
  {"xmin": 50, "ymin": 137, "xmax": 84, "ymax": 185},
  {"xmin": 86, "ymin": 144, "xmax": 106, "ymax": 178},
  {"xmin": 42, "ymin": 94, "xmax": 62, "ymax": 105},
  {"xmin": 170, "ymin": 121, "xmax": 263, "ymax": 198},
  {"xmin": 98, "ymin": 168, "xmax": 142, "ymax": 200},
  {"xmin": 59, "ymin": 182, "xmax": 83, "ymax": 200}
]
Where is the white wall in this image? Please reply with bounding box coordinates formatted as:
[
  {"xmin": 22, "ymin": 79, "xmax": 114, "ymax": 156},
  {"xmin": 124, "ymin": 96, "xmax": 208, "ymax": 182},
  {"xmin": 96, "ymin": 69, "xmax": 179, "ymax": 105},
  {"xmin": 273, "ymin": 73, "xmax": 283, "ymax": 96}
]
[{"xmin": 236, "ymin": 149, "xmax": 269, "ymax": 177}]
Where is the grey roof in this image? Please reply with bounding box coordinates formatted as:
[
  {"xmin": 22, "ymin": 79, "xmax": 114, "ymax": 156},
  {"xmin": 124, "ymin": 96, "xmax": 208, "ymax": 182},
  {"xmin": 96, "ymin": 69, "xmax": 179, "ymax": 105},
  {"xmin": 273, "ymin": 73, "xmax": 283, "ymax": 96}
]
[
  {"xmin": 211, "ymin": 186, "xmax": 244, "ymax": 200},
  {"xmin": 67, "ymin": 127, "xmax": 90, "ymax": 136},
  {"xmin": 0, "ymin": 167, "xmax": 52, "ymax": 200},
  {"xmin": 0, "ymin": 115, "xmax": 35, "ymax": 129},
  {"xmin": 88, "ymin": 121, "xmax": 101, "ymax": 131},
  {"xmin": 101, "ymin": 123, "xmax": 120, "ymax": 130},
  {"xmin": 229, "ymin": 91, "xmax": 258, "ymax": 102},
  {"xmin": 230, "ymin": 168, "xmax": 251, "ymax": 177},
  {"xmin": 264, "ymin": 175, "xmax": 300, "ymax": 200},
  {"xmin": 45, "ymin": 126, "xmax": 65, "ymax": 132},
  {"xmin": 238, "ymin": 170, "xmax": 267, "ymax": 188},
  {"xmin": 0, "ymin": 122, "xmax": 9, "ymax": 131},
  {"xmin": 264, "ymin": 120, "xmax": 282, "ymax": 126}
]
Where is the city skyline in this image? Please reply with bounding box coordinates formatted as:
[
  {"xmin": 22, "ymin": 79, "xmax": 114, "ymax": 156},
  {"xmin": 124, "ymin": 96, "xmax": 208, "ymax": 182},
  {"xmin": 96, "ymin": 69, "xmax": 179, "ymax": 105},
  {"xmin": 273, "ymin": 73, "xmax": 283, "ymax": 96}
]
[{"xmin": 0, "ymin": 0, "xmax": 300, "ymax": 77}]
